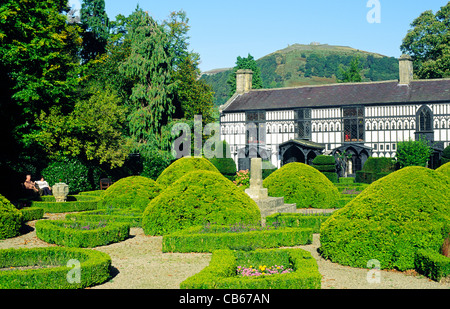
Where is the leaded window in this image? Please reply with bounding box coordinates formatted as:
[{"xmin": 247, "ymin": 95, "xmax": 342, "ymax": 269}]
[
  {"xmin": 343, "ymin": 107, "xmax": 364, "ymax": 143},
  {"xmin": 296, "ymin": 108, "xmax": 312, "ymax": 140}
]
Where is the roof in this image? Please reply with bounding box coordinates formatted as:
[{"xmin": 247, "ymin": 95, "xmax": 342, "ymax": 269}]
[
  {"xmin": 279, "ymin": 139, "xmax": 325, "ymax": 150},
  {"xmin": 220, "ymin": 79, "xmax": 450, "ymax": 112}
]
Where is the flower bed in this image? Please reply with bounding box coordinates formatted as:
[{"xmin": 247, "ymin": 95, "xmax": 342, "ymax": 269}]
[
  {"xmin": 31, "ymin": 195, "xmax": 100, "ymax": 213},
  {"xmin": 0, "ymin": 247, "xmax": 111, "ymax": 289},
  {"xmin": 180, "ymin": 248, "xmax": 321, "ymax": 289},
  {"xmin": 35, "ymin": 219, "xmax": 130, "ymax": 248},
  {"xmin": 65, "ymin": 208, "xmax": 142, "ymax": 227},
  {"xmin": 162, "ymin": 224, "xmax": 313, "ymax": 253},
  {"xmin": 237, "ymin": 265, "xmax": 293, "ymax": 277}
]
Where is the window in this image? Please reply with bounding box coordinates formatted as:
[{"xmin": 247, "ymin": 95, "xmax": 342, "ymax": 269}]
[
  {"xmin": 392, "ymin": 144, "xmax": 396, "ymax": 150},
  {"xmin": 380, "ymin": 144, "xmax": 384, "ymax": 151},
  {"xmin": 296, "ymin": 108, "xmax": 312, "ymax": 139},
  {"xmin": 373, "ymin": 144, "xmax": 378, "ymax": 151},
  {"xmin": 246, "ymin": 111, "xmax": 266, "ymax": 145},
  {"xmin": 417, "ymin": 106, "xmax": 433, "ymax": 132},
  {"xmin": 343, "ymin": 107, "xmax": 364, "ymax": 142}
]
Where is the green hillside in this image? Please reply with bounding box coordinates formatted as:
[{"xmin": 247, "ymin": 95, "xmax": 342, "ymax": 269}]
[{"xmin": 201, "ymin": 43, "xmax": 399, "ymax": 107}]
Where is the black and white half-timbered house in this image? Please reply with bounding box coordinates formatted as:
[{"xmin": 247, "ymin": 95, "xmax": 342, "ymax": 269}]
[{"xmin": 219, "ymin": 55, "xmax": 450, "ymax": 175}]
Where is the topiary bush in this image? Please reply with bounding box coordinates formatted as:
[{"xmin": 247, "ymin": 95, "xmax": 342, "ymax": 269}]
[
  {"xmin": 441, "ymin": 145, "xmax": 450, "ymax": 165},
  {"xmin": 99, "ymin": 176, "xmax": 162, "ymax": 211},
  {"xmin": 156, "ymin": 157, "xmax": 220, "ymax": 188},
  {"xmin": 312, "ymin": 155, "xmax": 338, "ymax": 183},
  {"xmin": 356, "ymin": 157, "xmax": 395, "ymax": 184},
  {"xmin": 262, "ymin": 163, "xmax": 340, "ymax": 209},
  {"xmin": 0, "ymin": 194, "xmax": 23, "ymax": 240},
  {"xmin": 143, "ymin": 170, "xmax": 261, "ymax": 236},
  {"xmin": 319, "ymin": 166, "xmax": 450, "ymax": 271},
  {"xmin": 436, "ymin": 162, "xmax": 450, "ymax": 178}
]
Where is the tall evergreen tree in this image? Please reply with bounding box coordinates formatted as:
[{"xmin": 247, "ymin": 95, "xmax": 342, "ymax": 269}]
[
  {"xmin": 80, "ymin": 0, "xmax": 109, "ymax": 63},
  {"xmin": 119, "ymin": 7, "xmax": 176, "ymax": 144},
  {"xmin": 338, "ymin": 57, "xmax": 363, "ymax": 83},
  {"xmin": 227, "ymin": 54, "xmax": 263, "ymax": 97}
]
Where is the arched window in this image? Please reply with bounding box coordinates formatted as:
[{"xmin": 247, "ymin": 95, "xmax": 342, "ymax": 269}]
[{"xmin": 417, "ymin": 106, "xmax": 433, "ymax": 132}]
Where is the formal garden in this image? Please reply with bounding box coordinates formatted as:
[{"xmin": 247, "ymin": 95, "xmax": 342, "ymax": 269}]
[{"xmin": 0, "ymin": 154, "xmax": 449, "ymax": 289}]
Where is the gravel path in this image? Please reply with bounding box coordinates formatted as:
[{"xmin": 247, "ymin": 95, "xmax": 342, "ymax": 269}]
[{"xmin": 0, "ymin": 214, "xmax": 448, "ymax": 289}]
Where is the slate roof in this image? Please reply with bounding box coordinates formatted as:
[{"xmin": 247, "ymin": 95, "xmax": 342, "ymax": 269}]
[
  {"xmin": 221, "ymin": 79, "xmax": 450, "ymax": 112},
  {"xmin": 279, "ymin": 139, "xmax": 325, "ymax": 150}
]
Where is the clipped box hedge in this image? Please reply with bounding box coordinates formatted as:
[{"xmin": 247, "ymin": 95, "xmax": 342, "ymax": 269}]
[
  {"xmin": 31, "ymin": 195, "xmax": 100, "ymax": 213},
  {"xmin": 0, "ymin": 247, "xmax": 111, "ymax": 289},
  {"xmin": 162, "ymin": 225, "xmax": 313, "ymax": 253},
  {"xmin": 265, "ymin": 213, "xmax": 332, "ymax": 233},
  {"xmin": 414, "ymin": 249, "xmax": 450, "ymax": 282},
  {"xmin": 35, "ymin": 220, "xmax": 130, "ymax": 248},
  {"xmin": 66, "ymin": 208, "xmax": 142, "ymax": 228},
  {"xmin": 180, "ymin": 248, "xmax": 321, "ymax": 289},
  {"xmin": 20, "ymin": 207, "xmax": 44, "ymax": 222}
]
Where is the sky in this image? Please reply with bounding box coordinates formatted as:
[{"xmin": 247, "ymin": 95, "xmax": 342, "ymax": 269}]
[{"xmin": 68, "ymin": 0, "xmax": 450, "ymax": 72}]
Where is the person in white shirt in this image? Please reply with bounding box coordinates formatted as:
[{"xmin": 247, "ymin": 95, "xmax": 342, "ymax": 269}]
[{"xmin": 35, "ymin": 176, "xmax": 52, "ymax": 196}]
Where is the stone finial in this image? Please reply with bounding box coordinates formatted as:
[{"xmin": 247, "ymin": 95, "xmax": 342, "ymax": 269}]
[{"xmin": 236, "ymin": 69, "xmax": 253, "ymax": 94}]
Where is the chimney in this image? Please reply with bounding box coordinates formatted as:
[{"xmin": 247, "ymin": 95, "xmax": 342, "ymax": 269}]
[
  {"xmin": 236, "ymin": 69, "xmax": 253, "ymax": 94},
  {"xmin": 399, "ymin": 54, "xmax": 413, "ymax": 85}
]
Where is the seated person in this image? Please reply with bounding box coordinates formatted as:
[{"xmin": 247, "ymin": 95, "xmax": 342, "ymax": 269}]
[
  {"xmin": 24, "ymin": 174, "xmax": 39, "ymax": 196},
  {"xmin": 35, "ymin": 176, "xmax": 52, "ymax": 196}
]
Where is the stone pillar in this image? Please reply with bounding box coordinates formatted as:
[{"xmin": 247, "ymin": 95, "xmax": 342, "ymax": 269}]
[
  {"xmin": 236, "ymin": 69, "xmax": 253, "ymax": 94},
  {"xmin": 399, "ymin": 54, "xmax": 413, "ymax": 85},
  {"xmin": 245, "ymin": 158, "xmax": 268, "ymax": 200}
]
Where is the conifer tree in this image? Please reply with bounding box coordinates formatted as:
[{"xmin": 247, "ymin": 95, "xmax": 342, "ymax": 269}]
[{"xmin": 80, "ymin": 0, "xmax": 109, "ymax": 63}]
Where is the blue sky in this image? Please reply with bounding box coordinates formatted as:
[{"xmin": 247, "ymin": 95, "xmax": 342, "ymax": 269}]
[{"xmin": 69, "ymin": 0, "xmax": 450, "ymax": 72}]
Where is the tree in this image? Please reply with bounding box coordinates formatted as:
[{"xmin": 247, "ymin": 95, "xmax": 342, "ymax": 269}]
[
  {"xmin": 80, "ymin": 0, "xmax": 109, "ymax": 63},
  {"xmin": 27, "ymin": 90, "xmax": 132, "ymax": 168},
  {"xmin": 338, "ymin": 57, "xmax": 363, "ymax": 83},
  {"xmin": 227, "ymin": 54, "xmax": 263, "ymax": 97},
  {"xmin": 401, "ymin": 2, "xmax": 450, "ymax": 79},
  {"xmin": 0, "ymin": 0, "xmax": 82, "ymax": 174},
  {"xmin": 119, "ymin": 7, "xmax": 177, "ymax": 144},
  {"xmin": 395, "ymin": 138, "xmax": 433, "ymax": 168},
  {"xmin": 172, "ymin": 56, "xmax": 215, "ymax": 123}
]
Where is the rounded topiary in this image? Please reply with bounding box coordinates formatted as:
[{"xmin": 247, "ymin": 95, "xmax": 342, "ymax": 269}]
[
  {"xmin": 312, "ymin": 155, "xmax": 338, "ymax": 183},
  {"xmin": 143, "ymin": 170, "xmax": 261, "ymax": 236},
  {"xmin": 262, "ymin": 163, "xmax": 340, "ymax": 209},
  {"xmin": 156, "ymin": 157, "xmax": 220, "ymax": 188},
  {"xmin": 0, "ymin": 194, "xmax": 23, "ymax": 240},
  {"xmin": 436, "ymin": 162, "xmax": 450, "ymax": 178},
  {"xmin": 100, "ymin": 176, "xmax": 162, "ymax": 211},
  {"xmin": 319, "ymin": 166, "xmax": 450, "ymax": 271}
]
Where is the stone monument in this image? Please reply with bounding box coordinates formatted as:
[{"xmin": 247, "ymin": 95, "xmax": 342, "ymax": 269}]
[{"xmin": 245, "ymin": 158, "xmax": 297, "ymax": 223}]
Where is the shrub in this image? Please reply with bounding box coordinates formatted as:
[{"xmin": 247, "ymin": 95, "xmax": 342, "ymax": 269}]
[
  {"xmin": 208, "ymin": 158, "xmax": 237, "ymax": 181},
  {"xmin": 66, "ymin": 208, "xmax": 142, "ymax": 228},
  {"xmin": 265, "ymin": 213, "xmax": 332, "ymax": 233},
  {"xmin": 156, "ymin": 157, "xmax": 220, "ymax": 188},
  {"xmin": 319, "ymin": 166, "xmax": 450, "ymax": 271},
  {"xmin": 31, "ymin": 195, "xmax": 100, "ymax": 213},
  {"xmin": 99, "ymin": 176, "xmax": 162, "ymax": 211},
  {"xmin": 356, "ymin": 157, "xmax": 395, "ymax": 184},
  {"xmin": 263, "ymin": 163, "xmax": 340, "ymax": 209},
  {"xmin": 162, "ymin": 225, "xmax": 313, "ymax": 253},
  {"xmin": 436, "ymin": 162, "xmax": 450, "ymax": 178},
  {"xmin": 414, "ymin": 249, "xmax": 450, "ymax": 282},
  {"xmin": 441, "ymin": 145, "xmax": 450, "ymax": 165},
  {"xmin": 262, "ymin": 161, "xmax": 277, "ymax": 180},
  {"xmin": 0, "ymin": 247, "xmax": 111, "ymax": 289},
  {"xmin": 20, "ymin": 207, "xmax": 44, "ymax": 222},
  {"xmin": 143, "ymin": 171, "xmax": 261, "ymax": 236},
  {"xmin": 395, "ymin": 137, "xmax": 433, "ymax": 168},
  {"xmin": 41, "ymin": 157, "xmax": 102, "ymax": 194},
  {"xmin": 35, "ymin": 219, "xmax": 130, "ymax": 248},
  {"xmin": 180, "ymin": 248, "xmax": 321, "ymax": 289},
  {"xmin": 0, "ymin": 194, "xmax": 23, "ymax": 240}
]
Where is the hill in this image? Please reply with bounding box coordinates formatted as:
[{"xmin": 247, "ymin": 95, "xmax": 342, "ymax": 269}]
[{"xmin": 201, "ymin": 43, "xmax": 400, "ymax": 107}]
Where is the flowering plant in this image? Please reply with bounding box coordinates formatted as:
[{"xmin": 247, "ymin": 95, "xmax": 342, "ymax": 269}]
[
  {"xmin": 236, "ymin": 265, "xmax": 294, "ymax": 277},
  {"xmin": 233, "ymin": 170, "xmax": 250, "ymax": 188}
]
